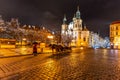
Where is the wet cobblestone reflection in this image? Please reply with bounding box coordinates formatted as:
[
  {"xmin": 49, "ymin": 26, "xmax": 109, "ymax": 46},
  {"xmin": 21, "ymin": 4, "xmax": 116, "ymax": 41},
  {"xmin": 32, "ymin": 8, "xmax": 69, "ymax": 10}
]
[{"xmin": 3, "ymin": 49, "xmax": 120, "ymax": 80}]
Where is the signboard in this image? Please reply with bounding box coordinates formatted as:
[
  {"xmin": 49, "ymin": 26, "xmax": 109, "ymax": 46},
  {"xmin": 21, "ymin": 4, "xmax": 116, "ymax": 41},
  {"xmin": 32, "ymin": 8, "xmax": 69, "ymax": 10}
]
[
  {"xmin": 40, "ymin": 43, "xmax": 45, "ymax": 48},
  {"xmin": 0, "ymin": 38, "xmax": 16, "ymax": 48}
]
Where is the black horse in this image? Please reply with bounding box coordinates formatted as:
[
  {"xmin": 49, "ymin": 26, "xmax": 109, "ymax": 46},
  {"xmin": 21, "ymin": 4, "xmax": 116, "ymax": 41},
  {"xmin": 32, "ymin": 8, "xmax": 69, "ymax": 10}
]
[
  {"xmin": 49, "ymin": 44, "xmax": 64, "ymax": 52},
  {"xmin": 49, "ymin": 44, "xmax": 71, "ymax": 53}
]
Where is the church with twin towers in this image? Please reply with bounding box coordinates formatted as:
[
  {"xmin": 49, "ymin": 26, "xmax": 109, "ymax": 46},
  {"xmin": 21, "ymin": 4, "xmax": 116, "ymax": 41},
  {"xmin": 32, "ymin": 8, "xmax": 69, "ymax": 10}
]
[{"xmin": 61, "ymin": 6, "xmax": 90, "ymax": 47}]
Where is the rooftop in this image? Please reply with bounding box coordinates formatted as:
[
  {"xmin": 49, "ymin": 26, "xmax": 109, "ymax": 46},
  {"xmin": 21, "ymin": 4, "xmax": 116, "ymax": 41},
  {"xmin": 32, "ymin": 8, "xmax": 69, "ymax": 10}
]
[{"xmin": 111, "ymin": 21, "xmax": 120, "ymax": 24}]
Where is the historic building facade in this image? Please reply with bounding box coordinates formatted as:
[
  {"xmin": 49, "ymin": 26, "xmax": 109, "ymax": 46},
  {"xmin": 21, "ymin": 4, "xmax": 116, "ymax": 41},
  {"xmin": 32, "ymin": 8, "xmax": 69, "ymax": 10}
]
[
  {"xmin": 110, "ymin": 21, "xmax": 120, "ymax": 49},
  {"xmin": 61, "ymin": 7, "xmax": 90, "ymax": 47}
]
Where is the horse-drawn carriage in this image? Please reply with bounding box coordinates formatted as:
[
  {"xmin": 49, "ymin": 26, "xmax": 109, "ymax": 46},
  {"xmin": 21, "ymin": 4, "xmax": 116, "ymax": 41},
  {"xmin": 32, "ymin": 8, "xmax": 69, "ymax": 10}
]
[{"xmin": 49, "ymin": 44, "xmax": 71, "ymax": 52}]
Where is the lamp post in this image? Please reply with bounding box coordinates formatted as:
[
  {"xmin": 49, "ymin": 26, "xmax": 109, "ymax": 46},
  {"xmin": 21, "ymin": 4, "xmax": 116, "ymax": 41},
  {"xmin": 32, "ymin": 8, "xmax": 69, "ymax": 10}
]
[
  {"xmin": 22, "ymin": 38, "xmax": 27, "ymax": 46},
  {"xmin": 47, "ymin": 35, "xmax": 54, "ymax": 44}
]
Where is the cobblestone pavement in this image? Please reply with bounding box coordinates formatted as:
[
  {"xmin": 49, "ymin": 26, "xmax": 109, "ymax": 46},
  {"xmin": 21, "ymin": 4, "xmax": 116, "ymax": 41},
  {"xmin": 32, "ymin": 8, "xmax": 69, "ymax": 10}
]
[
  {"xmin": 1, "ymin": 49, "xmax": 120, "ymax": 80},
  {"xmin": 0, "ymin": 47, "xmax": 53, "ymax": 57}
]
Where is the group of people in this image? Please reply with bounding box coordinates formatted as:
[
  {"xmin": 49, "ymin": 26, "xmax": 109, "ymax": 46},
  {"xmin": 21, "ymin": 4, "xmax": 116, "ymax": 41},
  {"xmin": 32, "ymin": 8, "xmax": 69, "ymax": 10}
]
[{"xmin": 33, "ymin": 44, "xmax": 37, "ymax": 56}]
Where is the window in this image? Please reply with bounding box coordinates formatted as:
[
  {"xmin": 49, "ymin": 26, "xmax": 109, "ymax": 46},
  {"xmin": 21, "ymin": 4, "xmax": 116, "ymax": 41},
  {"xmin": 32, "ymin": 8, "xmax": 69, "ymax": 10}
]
[
  {"xmin": 83, "ymin": 37, "xmax": 86, "ymax": 41},
  {"xmin": 110, "ymin": 27, "xmax": 113, "ymax": 30},
  {"xmin": 116, "ymin": 32, "xmax": 118, "ymax": 35},
  {"xmin": 111, "ymin": 32, "xmax": 112, "ymax": 36},
  {"xmin": 116, "ymin": 26, "xmax": 118, "ymax": 30}
]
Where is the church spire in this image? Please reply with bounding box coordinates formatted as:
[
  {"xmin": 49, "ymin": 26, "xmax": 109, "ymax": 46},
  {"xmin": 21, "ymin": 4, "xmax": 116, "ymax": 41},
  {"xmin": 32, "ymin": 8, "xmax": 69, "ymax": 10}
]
[
  {"xmin": 77, "ymin": 6, "xmax": 79, "ymax": 11},
  {"xmin": 63, "ymin": 14, "xmax": 67, "ymax": 24},
  {"xmin": 0, "ymin": 15, "xmax": 2, "ymax": 20},
  {"xmin": 76, "ymin": 6, "xmax": 81, "ymax": 19}
]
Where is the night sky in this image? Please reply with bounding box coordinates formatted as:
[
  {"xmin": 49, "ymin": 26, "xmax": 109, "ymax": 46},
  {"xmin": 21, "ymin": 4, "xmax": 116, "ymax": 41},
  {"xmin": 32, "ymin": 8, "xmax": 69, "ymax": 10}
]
[{"xmin": 0, "ymin": 0, "xmax": 120, "ymax": 37}]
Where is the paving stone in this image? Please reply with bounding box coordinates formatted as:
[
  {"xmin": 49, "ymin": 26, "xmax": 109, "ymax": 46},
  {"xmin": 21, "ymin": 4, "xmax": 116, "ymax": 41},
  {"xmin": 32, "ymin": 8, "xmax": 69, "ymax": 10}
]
[{"xmin": 1, "ymin": 49, "xmax": 120, "ymax": 79}]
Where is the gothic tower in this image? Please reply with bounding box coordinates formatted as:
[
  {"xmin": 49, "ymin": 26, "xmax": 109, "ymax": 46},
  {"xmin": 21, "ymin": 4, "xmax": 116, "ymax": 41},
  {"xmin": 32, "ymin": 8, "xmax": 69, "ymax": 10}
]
[
  {"xmin": 61, "ymin": 15, "xmax": 68, "ymax": 45},
  {"xmin": 61, "ymin": 14, "xmax": 67, "ymax": 34},
  {"xmin": 0, "ymin": 15, "xmax": 5, "ymax": 27}
]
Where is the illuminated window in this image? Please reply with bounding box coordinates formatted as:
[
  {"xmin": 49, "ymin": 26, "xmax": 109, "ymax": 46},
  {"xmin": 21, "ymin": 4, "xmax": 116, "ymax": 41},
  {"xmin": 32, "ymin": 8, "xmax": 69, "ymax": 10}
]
[
  {"xmin": 116, "ymin": 32, "xmax": 118, "ymax": 35},
  {"xmin": 111, "ymin": 27, "xmax": 113, "ymax": 30},
  {"xmin": 83, "ymin": 37, "xmax": 86, "ymax": 41},
  {"xmin": 116, "ymin": 26, "xmax": 118, "ymax": 30},
  {"xmin": 110, "ymin": 32, "xmax": 112, "ymax": 36},
  {"xmin": 75, "ymin": 24, "xmax": 77, "ymax": 28}
]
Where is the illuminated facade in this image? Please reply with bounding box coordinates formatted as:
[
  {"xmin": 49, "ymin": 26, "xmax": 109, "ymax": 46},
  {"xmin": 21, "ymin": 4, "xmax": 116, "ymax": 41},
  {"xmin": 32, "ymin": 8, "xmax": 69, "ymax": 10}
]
[
  {"xmin": 61, "ymin": 7, "xmax": 90, "ymax": 47},
  {"xmin": 110, "ymin": 21, "xmax": 120, "ymax": 49}
]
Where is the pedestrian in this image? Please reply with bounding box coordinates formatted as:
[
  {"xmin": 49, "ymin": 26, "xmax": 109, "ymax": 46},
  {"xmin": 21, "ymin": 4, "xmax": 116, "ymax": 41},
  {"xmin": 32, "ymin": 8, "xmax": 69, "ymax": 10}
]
[{"xmin": 33, "ymin": 44, "xmax": 37, "ymax": 56}]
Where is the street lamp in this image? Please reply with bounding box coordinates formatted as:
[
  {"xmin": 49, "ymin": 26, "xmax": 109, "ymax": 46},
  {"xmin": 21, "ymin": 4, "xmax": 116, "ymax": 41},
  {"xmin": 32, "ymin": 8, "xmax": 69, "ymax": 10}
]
[
  {"xmin": 47, "ymin": 35, "xmax": 54, "ymax": 44},
  {"xmin": 22, "ymin": 38, "xmax": 27, "ymax": 46},
  {"xmin": 47, "ymin": 35, "xmax": 53, "ymax": 39}
]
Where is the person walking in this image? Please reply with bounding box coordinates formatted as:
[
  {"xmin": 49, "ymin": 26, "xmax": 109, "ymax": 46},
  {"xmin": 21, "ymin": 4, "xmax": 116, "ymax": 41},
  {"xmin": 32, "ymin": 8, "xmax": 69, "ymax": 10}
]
[{"xmin": 33, "ymin": 43, "xmax": 37, "ymax": 56}]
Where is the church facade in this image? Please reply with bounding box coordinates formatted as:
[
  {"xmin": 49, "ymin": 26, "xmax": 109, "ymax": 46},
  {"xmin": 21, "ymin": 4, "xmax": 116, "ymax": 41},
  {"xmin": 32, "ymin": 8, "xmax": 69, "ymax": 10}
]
[{"xmin": 61, "ymin": 7, "xmax": 90, "ymax": 47}]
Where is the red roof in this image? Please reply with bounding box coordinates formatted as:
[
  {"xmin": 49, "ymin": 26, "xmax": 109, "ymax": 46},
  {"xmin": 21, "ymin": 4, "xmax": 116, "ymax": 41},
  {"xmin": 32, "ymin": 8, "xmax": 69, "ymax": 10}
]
[{"xmin": 111, "ymin": 21, "xmax": 120, "ymax": 24}]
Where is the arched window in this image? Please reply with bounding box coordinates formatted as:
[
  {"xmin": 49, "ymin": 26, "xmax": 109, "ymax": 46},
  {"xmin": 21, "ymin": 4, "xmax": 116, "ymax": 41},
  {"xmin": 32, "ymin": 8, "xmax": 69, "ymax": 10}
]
[{"xmin": 83, "ymin": 37, "xmax": 86, "ymax": 41}]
